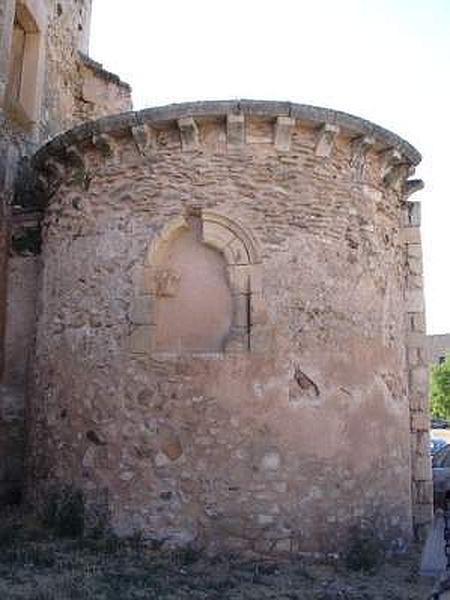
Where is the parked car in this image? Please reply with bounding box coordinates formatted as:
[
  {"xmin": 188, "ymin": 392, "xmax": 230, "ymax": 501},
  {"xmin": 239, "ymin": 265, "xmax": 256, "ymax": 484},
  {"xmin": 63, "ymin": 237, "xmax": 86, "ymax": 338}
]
[
  {"xmin": 432, "ymin": 444, "xmax": 450, "ymax": 508},
  {"xmin": 431, "ymin": 438, "xmax": 449, "ymax": 456},
  {"xmin": 431, "ymin": 418, "xmax": 450, "ymax": 429}
]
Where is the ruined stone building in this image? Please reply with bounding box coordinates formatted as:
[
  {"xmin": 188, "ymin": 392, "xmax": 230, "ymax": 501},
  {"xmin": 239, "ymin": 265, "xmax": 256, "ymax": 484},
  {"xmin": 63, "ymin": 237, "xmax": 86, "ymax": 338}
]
[{"xmin": 0, "ymin": 0, "xmax": 433, "ymax": 554}]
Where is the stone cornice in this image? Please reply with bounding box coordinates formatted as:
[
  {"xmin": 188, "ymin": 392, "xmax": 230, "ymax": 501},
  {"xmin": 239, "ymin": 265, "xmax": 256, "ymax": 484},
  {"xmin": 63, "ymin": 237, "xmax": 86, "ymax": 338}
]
[
  {"xmin": 26, "ymin": 100, "xmax": 423, "ymax": 211},
  {"xmin": 32, "ymin": 100, "xmax": 421, "ymax": 168}
]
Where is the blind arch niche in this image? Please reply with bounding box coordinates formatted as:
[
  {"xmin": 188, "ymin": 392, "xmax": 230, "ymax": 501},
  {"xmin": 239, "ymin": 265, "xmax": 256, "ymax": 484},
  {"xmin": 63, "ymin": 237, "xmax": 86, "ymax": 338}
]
[{"xmin": 129, "ymin": 210, "xmax": 263, "ymax": 355}]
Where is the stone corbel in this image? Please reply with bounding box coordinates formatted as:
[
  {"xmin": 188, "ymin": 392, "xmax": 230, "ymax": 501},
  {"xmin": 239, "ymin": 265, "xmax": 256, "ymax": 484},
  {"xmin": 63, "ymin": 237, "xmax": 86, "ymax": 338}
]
[
  {"xmin": 177, "ymin": 117, "xmax": 199, "ymax": 151},
  {"xmin": 65, "ymin": 145, "xmax": 85, "ymax": 169},
  {"xmin": 403, "ymin": 179, "xmax": 424, "ymax": 200},
  {"xmin": 37, "ymin": 173, "xmax": 49, "ymax": 194},
  {"xmin": 274, "ymin": 116, "xmax": 296, "ymax": 151},
  {"xmin": 315, "ymin": 123, "xmax": 340, "ymax": 157},
  {"xmin": 36, "ymin": 158, "xmax": 65, "ymax": 198},
  {"xmin": 131, "ymin": 123, "xmax": 155, "ymax": 156},
  {"xmin": 44, "ymin": 157, "xmax": 66, "ymax": 181},
  {"xmin": 379, "ymin": 148, "xmax": 408, "ymax": 188},
  {"xmin": 227, "ymin": 113, "xmax": 245, "ymax": 148},
  {"xmin": 350, "ymin": 135, "xmax": 375, "ymax": 173},
  {"xmin": 92, "ymin": 133, "xmax": 118, "ymax": 159}
]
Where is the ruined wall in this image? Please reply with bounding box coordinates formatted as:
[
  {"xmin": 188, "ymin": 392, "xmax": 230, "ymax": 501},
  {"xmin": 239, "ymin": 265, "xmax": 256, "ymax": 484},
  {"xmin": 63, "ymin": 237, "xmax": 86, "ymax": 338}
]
[
  {"xmin": 0, "ymin": 0, "xmax": 132, "ymax": 505},
  {"xmin": 27, "ymin": 101, "xmax": 429, "ymax": 554},
  {"xmin": 43, "ymin": 1, "xmax": 131, "ymax": 138}
]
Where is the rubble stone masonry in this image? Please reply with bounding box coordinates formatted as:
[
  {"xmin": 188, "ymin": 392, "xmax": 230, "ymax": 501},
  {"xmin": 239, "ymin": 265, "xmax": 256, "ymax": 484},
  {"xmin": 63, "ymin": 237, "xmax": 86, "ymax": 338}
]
[
  {"xmin": 25, "ymin": 101, "xmax": 431, "ymax": 553},
  {"xmin": 0, "ymin": 0, "xmax": 131, "ymax": 504}
]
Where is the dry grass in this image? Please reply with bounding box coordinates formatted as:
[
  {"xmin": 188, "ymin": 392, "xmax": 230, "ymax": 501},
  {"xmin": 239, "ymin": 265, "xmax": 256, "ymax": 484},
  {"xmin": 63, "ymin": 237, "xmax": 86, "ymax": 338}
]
[{"xmin": 0, "ymin": 510, "xmax": 434, "ymax": 600}]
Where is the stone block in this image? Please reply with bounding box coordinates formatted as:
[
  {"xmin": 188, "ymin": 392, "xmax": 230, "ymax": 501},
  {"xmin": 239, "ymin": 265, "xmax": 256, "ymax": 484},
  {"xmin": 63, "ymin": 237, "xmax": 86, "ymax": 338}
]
[
  {"xmin": 410, "ymin": 412, "xmax": 429, "ymax": 433},
  {"xmin": 223, "ymin": 237, "xmax": 249, "ymax": 265},
  {"xmin": 129, "ymin": 296, "xmax": 153, "ymax": 325},
  {"xmin": 350, "ymin": 135, "xmax": 375, "ymax": 171},
  {"xmin": 409, "ymin": 392, "xmax": 425, "ymax": 411},
  {"xmin": 412, "ymin": 454, "xmax": 432, "ymax": 481},
  {"xmin": 407, "ymin": 256, "xmax": 423, "ymax": 276},
  {"xmin": 412, "ymin": 502, "xmax": 433, "ymax": 525},
  {"xmin": 160, "ymin": 436, "xmax": 183, "ymax": 461},
  {"xmin": 407, "ymin": 346, "xmax": 420, "ymax": 366},
  {"xmin": 227, "ymin": 264, "xmax": 251, "ymax": 294},
  {"xmin": 251, "ymin": 293, "xmax": 267, "ymax": 325},
  {"xmin": 233, "ymin": 294, "xmax": 250, "ymax": 328},
  {"xmin": 261, "ymin": 450, "xmax": 281, "ymax": 471},
  {"xmin": 400, "ymin": 227, "xmax": 421, "ymax": 244},
  {"xmin": 410, "ymin": 366, "xmax": 428, "ymax": 391},
  {"xmin": 412, "ymin": 431, "xmax": 431, "ymax": 457},
  {"xmin": 405, "ymin": 290, "xmax": 425, "ymax": 313},
  {"xmin": 225, "ymin": 327, "xmax": 250, "ymax": 353},
  {"xmin": 227, "ymin": 113, "xmax": 245, "ymax": 147},
  {"xmin": 203, "ymin": 220, "xmax": 234, "ymax": 250},
  {"xmin": 250, "ymin": 325, "xmax": 274, "ymax": 353},
  {"xmin": 92, "ymin": 133, "xmax": 117, "ymax": 159},
  {"xmin": 412, "ymin": 480, "xmax": 433, "ymax": 505},
  {"xmin": 177, "ymin": 117, "xmax": 199, "ymax": 150},
  {"xmin": 128, "ymin": 325, "xmax": 153, "ymax": 354},
  {"xmin": 274, "ymin": 116, "xmax": 295, "ymax": 151},
  {"xmin": 411, "ymin": 312, "xmax": 426, "ymax": 333},
  {"xmin": 406, "ymin": 243, "xmax": 422, "ymax": 260},
  {"xmin": 131, "ymin": 124, "xmax": 155, "ymax": 156},
  {"xmin": 406, "ymin": 273, "xmax": 423, "ymax": 289},
  {"xmin": 315, "ymin": 123, "xmax": 339, "ymax": 157}
]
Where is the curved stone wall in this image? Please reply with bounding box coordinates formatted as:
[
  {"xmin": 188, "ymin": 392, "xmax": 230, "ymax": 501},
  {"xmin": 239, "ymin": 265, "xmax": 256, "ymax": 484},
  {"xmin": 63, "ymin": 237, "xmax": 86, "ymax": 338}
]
[{"xmin": 27, "ymin": 100, "xmax": 430, "ymax": 553}]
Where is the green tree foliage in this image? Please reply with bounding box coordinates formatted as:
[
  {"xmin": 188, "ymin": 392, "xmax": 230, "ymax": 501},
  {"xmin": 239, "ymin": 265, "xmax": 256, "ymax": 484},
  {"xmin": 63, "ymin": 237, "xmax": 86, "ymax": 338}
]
[{"xmin": 430, "ymin": 355, "xmax": 450, "ymax": 418}]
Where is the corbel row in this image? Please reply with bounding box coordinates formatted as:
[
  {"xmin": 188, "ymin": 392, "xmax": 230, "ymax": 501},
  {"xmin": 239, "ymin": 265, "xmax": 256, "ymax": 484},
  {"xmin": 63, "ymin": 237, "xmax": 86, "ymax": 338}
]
[{"xmin": 34, "ymin": 113, "xmax": 420, "ymax": 196}]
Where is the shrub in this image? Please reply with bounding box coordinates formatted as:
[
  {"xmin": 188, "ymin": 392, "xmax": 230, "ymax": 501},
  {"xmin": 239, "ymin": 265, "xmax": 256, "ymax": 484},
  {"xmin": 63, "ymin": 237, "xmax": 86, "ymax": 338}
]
[
  {"xmin": 43, "ymin": 486, "xmax": 85, "ymax": 538},
  {"xmin": 345, "ymin": 525, "xmax": 385, "ymax": 572}
]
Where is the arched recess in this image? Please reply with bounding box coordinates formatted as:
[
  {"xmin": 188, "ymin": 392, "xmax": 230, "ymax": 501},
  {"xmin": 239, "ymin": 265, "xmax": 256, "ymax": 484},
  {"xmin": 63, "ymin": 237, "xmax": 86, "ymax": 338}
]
[{"xmin": 128, "ymin": 210, "xmax": 265, "ymax": 355}]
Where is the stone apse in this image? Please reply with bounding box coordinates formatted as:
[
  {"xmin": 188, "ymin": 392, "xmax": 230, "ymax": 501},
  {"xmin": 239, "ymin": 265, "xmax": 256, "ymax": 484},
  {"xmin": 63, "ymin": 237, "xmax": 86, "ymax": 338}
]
[{"xmin": 25, "ymin": 100, "xmax": 431, "ymax": 553}]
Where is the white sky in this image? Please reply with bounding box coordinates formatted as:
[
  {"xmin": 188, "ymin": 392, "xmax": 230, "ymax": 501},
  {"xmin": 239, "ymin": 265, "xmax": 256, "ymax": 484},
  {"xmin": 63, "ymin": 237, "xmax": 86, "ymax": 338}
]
[{"xmin": 89, "ymin": 0, "xmax": 450, "ymax": 334}]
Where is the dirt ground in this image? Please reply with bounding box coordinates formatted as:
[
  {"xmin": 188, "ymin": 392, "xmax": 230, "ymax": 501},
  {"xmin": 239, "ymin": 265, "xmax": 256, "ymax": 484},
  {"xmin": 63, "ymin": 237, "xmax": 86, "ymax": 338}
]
[{"xmin": 0, "ymin": 517, "xmax": 435, "ymax": 600}]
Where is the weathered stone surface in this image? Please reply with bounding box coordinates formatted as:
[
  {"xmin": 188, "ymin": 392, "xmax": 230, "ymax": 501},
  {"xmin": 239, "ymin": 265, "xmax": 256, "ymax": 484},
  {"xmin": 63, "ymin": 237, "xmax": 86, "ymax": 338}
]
[
  {"xmin": 0, "ymin": 0, "xmax": 431, "ymax": 556},
  {"xmin": 274, "ymin": 116, "xmax": 295, "ymax": 151},
  {"xmin": 177, "ymin": 117, "xmax": 199, "ymax": 150},
  {"xmin": 315, "ymin": 123, "xmax": 339, "ymax": 157},
  {"xmin": 21, "ymin": 102, "xmax": 426, "ymax": 555},
  {"xmin": 400, "ymin": 226, "xmax": 421, "ymax": 244},
  {"xmin": 226, "ymin": 113, "xmax": 245, "ymax": 147},
  {"xmin": 0, "ymin": 0, "xmax": 132, "ymax": 505}
]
